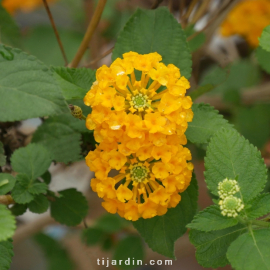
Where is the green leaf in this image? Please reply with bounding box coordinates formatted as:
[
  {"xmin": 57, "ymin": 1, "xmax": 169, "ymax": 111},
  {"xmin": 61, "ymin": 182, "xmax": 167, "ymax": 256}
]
[
  {"xmin": 184, "ymin": 25, "xmax": 205, "ymax": 52},
  {"xmin": 186, "ymin": 103, "xmax": 232, "ymax": 144},
  {"xmin": 246, "ymin": 193, "xmax": 270, "ymax": 219},
  {"xmin": 0, "ymin": 4, "xmax": 21, "ymax": 47},
  {"xmin": 23, "ymin": 26, "xmax": 83, "ymax": 66},
  {"xmin": 32, "ymin": 117, "xmax": 82, "ymax": 163},
  {"xmin": 50, "ymin": 188, "xmax": 88, "ymax": 226},
  {"xmin": 10, "ymin": 203, "xmax": 28, "ymax": 216},
  {"xmin": 28, "ymin": 194, "xmax": 49, "ymax": 214},
  {"xmin": 52, "ymin": 67, "xmax": 96, "ymax": 100},
  {"xmin": 0, "ymin": 205, "xmax": 16, "ymax": 242},
  {"xmin": 201, "ymin": 61, "xmax": 261, "ymax": 96},
  {"xmin": 112, "ymin": 7, "xmax": 192, "ymax": 79},
  {"xmin": 34, "ymin": 233, "xmax": 74, "ymax": 270},
  {"xmin": 259, "ymin": 25, "xmax": 270, "ymax": 52},
  {"xmin": 41, "ymin": 171, "xmax": 51, "ymax": 185},
  {"xmin": 96, "ymin": 214, "xmax": 126, "ymax": 233},
  {"xmin": 82, "ymin": 228, "xmax": 107, "ymax": 246},
  {"xmin": 11, "ymin": 143, "xmax": 52, "ymax": 180},
  {"xmin": 0, "ymin": 44, "xmax": 68, "ymax": 122},
  {"xmin": 205, "ymin": 128, "xmax": 267, "ymax": 202},
  {"xmin": 0, "ymin": 141, "xmax": 6, "ymax": 166},
  {"xmin": 0, "ymin": 173, "xmax": 16, "ymax": 195},
  {"xmin": 227, "ymin": 229, "xmax": 270, "ymax": 270},
  {"xmin": 113, "ymin": 236, "xmax": 144, "ymax": 270},
  {"xmin": 133, "ymin": 173, "xmax": 198, "ymax": 258},
  {"xmin": 234, "ymin": 104, "xmax": 270, "ymax": 149},
  {"xmin": 12, "ymin": 174, "xmax": 47, "ymax": 204},
  {"xmin": 0, "ymin": 240, "xmax": 14, "ymax": 270},
  {"xmin": 189, "ymin": 224, "xmax": 246, "ymax": 268},
  {"xmin": 12, "ymin": 174, "xmax": 34, "ymax": 204},
  {"xmin": 187, "ymin": 205, "xmax": 238, "ymax": 232},
  {"xmin": 255, "ymin": 46, "xmax": 270, "ymax": 73}
]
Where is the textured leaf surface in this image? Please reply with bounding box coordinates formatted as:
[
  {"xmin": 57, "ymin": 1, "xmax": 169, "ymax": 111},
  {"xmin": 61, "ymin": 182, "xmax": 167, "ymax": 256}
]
[
  {"xmin": 52, "ymin": 67, "xmax": 96, "ymax": 100},
  {"xmin": 133, "ymin": 174, "xmax": 198, "ymax": 258},
  {"xmin": 205, "ymin": 128, "xmax": 267, "ymax": 202},
  {"xmin": 186, "ymin": 103, "xmax": 232, "ymax": 144},
  {"xmin": 0, "ymin": 4, "xmax": 21, "ymax": 47},
  {"xmin": 0, "ymin": 141, "xmax": 6, "ymax": 166},
  {"xmin": 259, "ymin": 25, "xmax": 270, "ymax": 52},
  {"xmin": 0, "ymin": 240, "xmax": 14, "ymax": 270},
  {"xmin": 12, "ymin": 174, "xmax": 47, "ymax": 204},
  {"xmin": 28, "ymin": 194, "xmax": 49, "ymax": 214},
  {"xmin": 187, "ymin": 205, "xmax": 238, "ymax": 232},
  {"xmin": 0, "ymin": 205, "xmax": 16, "ymax": 242},
  {"xmin": 32, "ymin": 117, "xmax": 82, "ymax": 163},
  {"xmin": 0, "ymin": 173, "xmax": 16, "ymax": 195},
  {"xmin": 189, "ymin": 225, "xmax": 246, "ymax": 268},
  {"xmin": 113, "ymin": 236, "xmax": 144, "ymax": 270},
  {"xmin": 50, "ymin": 189, "xmax": 88, "ymax": 226},
  {"xmin": 0, "ymin": 45, "xmax": 68, "ymax": 122},
  {"xmin": 227, "ymin": 229, "xmax": 270, "ymax": 270},
  {"xmin": 112, "ymin": 8, "xmax": 192, "ymax": 79},
  {"xmin": 256, "ymin": 47, "xmax": 270, "ymax": 73},
  {"xmin": 246, "ymin": 193, "xmax": 270, "ymax": 219},
  {"xmin": 11, "ymin": 144, "xmax": 51, "ymax": 180},
  {"xmin": 34, "ymin": 233, "xmax": 74, "ymax": 270}
]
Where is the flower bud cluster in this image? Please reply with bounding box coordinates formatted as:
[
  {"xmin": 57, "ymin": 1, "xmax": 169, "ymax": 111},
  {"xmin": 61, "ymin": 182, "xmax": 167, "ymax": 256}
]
[{"xmin": 218, "ymin": 178, "xmax": 244, "ymax": 218}]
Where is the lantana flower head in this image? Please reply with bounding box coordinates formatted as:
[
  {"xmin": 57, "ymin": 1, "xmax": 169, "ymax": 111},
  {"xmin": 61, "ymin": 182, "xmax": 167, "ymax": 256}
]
[
  {"xmin": 220, "ymin": 0, "xmax": 270, "ymax": 47},
  {"xmin": 84, "ymin": 52, "xmax": 193, "ymax": 145},
  {"xmin": 218, "ymin": 178, "xmax": 240, "ymax": 199},
  {"xmin": 219, "ymin": 195, "xmax": 244, "ymax": 218},
  {"xmin": 86, "ymin": 142, "xmax": 193, "ymax": 221}
]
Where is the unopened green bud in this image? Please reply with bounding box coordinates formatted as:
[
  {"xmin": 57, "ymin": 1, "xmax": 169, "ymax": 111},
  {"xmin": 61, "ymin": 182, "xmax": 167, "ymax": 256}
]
[
  {"xmin": 219, "ymin": 195, "xmax": 244, "ymax": 218},
  {"xmin": 218, "ymin": 178, "xmax": 240, "ymax": 199}
]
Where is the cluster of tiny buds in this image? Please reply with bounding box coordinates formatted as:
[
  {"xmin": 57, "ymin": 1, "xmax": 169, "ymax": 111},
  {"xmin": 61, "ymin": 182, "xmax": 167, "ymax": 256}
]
[
  {"xmin": 218, "ymin": 178, "xmax": 240, "ymax": 199},
  {"xmin": 219, "ymin": 195, "xmax": 244, "ymax": 218},
  {"xmin": 218, "ymin": 178, "xmax": 244, "ymax": 218}
]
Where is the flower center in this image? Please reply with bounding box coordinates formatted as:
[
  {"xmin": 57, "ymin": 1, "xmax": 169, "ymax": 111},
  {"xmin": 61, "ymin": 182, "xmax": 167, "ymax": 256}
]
[
  {"xmin": 130, "ymin": 163, "xmax": 149, "ymax": 182},
  {"xmin": 131, "ymin": 94, "xmax": 149, "ymax": 110}
]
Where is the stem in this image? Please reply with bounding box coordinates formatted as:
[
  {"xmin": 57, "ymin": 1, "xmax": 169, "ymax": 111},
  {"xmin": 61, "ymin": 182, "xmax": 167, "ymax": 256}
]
[
  {"xmin": 187, "ymin": 0, "xmax": 235, "ymax": 42},
  {"xmin": 42, "ymin": 0, "xmax": 68, "ymax": 66},
  {"xmin": 251, "ymin": 220, "xmax": 270, "ymax": 228},
  {"xmin": 0, "ymin": 195, "xmax": 15, "ymax": 205},
  {"xmin": 151, "ymin": 0, "xmax": 164, "ymax": 9},
  {"xmin": 191, "ymin": 0, "xmax": 211, "ymax": 24},
  {"xmin": 68, "ymin": 0, "xmax": 107, "ymax": 68},
  {"xmin": 179, "ymin": 0, "xmax": 186, "ymax": 23},
  {"xmin": 85, "ymin": 46, "xmax": 114, "ymax": 67},
  {"xmin": 182, "ymin": 0, "xmax": 200, "ymax": 26}
]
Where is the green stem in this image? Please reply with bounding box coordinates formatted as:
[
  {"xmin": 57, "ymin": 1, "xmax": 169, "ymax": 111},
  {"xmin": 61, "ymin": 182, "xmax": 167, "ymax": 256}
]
[
  {"xmin": 250, "ymin": 220, "xmax": 270, "ymax": 228},
  {"xmin": 81, "ymin": 114, "xmax": 87, "ymax": 120}
]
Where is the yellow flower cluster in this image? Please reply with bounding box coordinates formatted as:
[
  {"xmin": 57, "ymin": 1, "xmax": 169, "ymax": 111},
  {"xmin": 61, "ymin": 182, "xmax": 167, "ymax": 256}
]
[
  {"xmin": 2, "ymin": 0, "xmax": 56, "ymax": 14},
  {"xmin": 220, "ymin": 0, "xmax": 270, "ymax": 47},
  {"xmin": 84, "ymin": 52, "xmax": 194, "ymax": 220}
]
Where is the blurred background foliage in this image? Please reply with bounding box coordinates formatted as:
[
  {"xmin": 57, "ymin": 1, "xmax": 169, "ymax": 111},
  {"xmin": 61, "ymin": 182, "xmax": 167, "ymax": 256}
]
[{"xmin": 0, "ymin": 0, "xmax": 270, "ymax": 269}]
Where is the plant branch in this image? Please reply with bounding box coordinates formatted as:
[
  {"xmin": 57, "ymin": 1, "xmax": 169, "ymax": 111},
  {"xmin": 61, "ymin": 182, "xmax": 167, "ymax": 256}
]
[
  {"xmin": 0, "ymin": 195, "xmax": 15, "ymax": 205},
  {"xmin": 42, "ymin": 0, "xmax": 68, "ymax": 66},
  {"xmin": 151, "ymin": 0, "xmax": 164, "ymax": 9},
  {"xmin": 187, "ymin": 0, "xmax": 235, "ymax": 41},
  {"xmin": 85, "ymin": 46, "xmax": 114, "ymax": 67},
  {"xmin": 251, "ymin": 220, "xmax": 270, "ymax": 228},
  {"xmin": 68, "ymin": 0, "xmax": 107, "ymax": 68}
]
